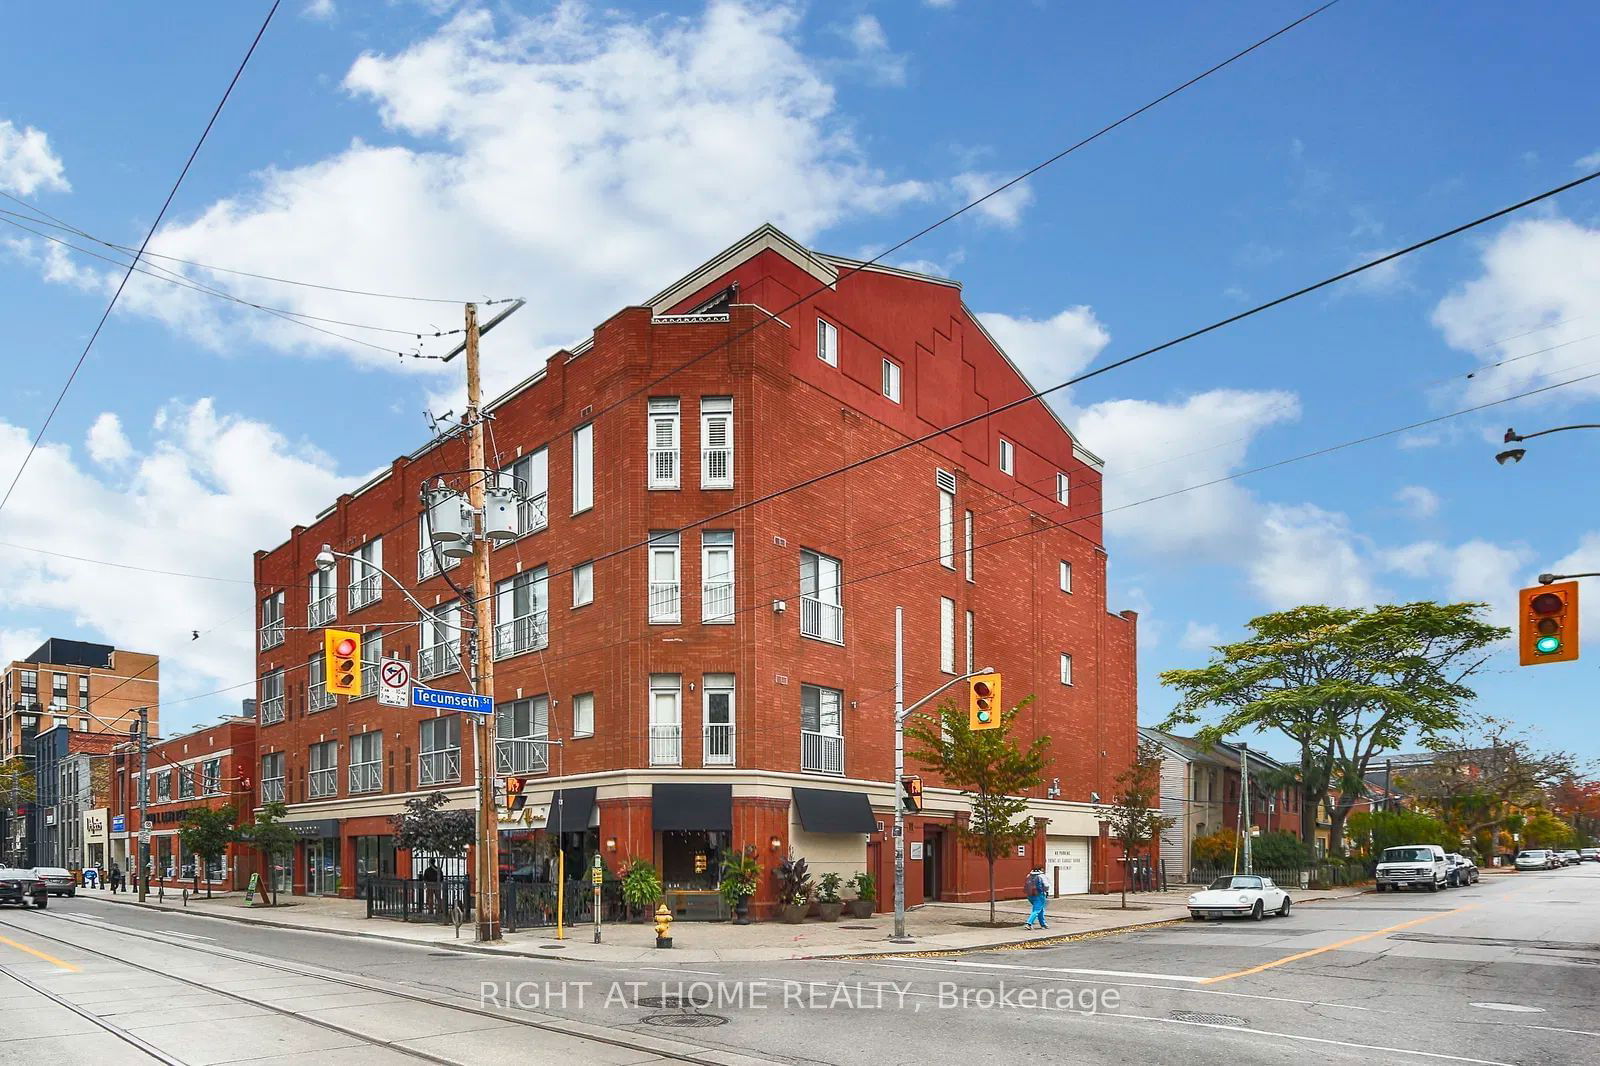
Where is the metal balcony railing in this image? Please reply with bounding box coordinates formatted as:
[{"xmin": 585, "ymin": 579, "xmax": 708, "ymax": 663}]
[
  {"xmin": 492, "ymin": 612, "xmax": 548, "ymax": 661},
  {"xmin": 702, "ymin": 580, "xmax": 734, "ymax": 623},
  {"xmin": 418, "ymin": 749, "xmax": 461, "ymax": 786},
  {"xmin": 349, "ymin": 762, "xmax": 382, "ymax": 794},
  {"xmin": 418, "ymin": 546, "xmax": 462, "ymax": 580},
  {"xmin": 309, "ymin": 768, "xmax": 337, "ymax": 799},
  {"xmin": 495, "ymin": 738, "xmax": 549, "ymax": 775},
  {"xmin": 703, "ymin": 723, "xmax": 735, "ymax": 766},
  {"xmin": 356, "ymin": 662, "xmax": 379, "ymax": 699},
  {"xmin": 648, "ymin": 582, "xmax": 680, "ymax": 623},
  {"xmin": 520, "ymin": 492, "xmax": 548, "ymax": 535},
  {"xmin": 259, "ymin": 618, "xmax": 285, "ymax": 649},
  {"xmin": 261, "ymin": 778, "xmax": 285, "ymax": 804},
  {"xmin": 349, "ymin": 573, "xmax": 381, "ymax": 611},
  {"xmin": 309, "ymin": 682, "xmax": 335, "ymax": 713},
  {"xmin": 418, "ymin": 642, "xmax": 460, "ymax": 681},
  {"xmin": 648, "ymin": 448, "xmax": 679, "ymax": 489},
  {"xmin": 308, "ymin": 593, "xmax": 336, "ymax": 628},
  {"xmin": 649, "ymin": 724, "xmax": 682, "ymax": 767},
  {"xmin": 702, "ymin": 446, "xmax": 732, "ymax": 488},
  {"xmin": 801, "ymin": 730, "xmax": 844, "ymax": 775},
  {"xmin": 800, "ymin": 596, "xmax": 843, "ymax": 643},
  {"xmin": 260, "ymin": 696, "xmax": 285, "ymax": 725}
]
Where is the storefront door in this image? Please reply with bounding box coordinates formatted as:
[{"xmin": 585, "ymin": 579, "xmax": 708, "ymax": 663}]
[{"xmin": 922, "ymin": 827, "xmax": 945, "ymax": 901}]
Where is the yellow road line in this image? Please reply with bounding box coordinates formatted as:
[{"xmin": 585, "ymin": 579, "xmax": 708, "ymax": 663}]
[
  {"xmin": 1202, "ymin": 903, "xmax": 1478, "ymax": 984},
  {"xmin": 0, "ymin": 932, "xmax": 80, "ymax": 972}
]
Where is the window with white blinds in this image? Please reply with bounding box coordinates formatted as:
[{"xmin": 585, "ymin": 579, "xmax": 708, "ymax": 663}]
[
  {"xmin": 940, "ymin": 597, "xmax": 956, "ymax": 674},
  {"xmin": 647, "ymin": 398, "xmax": 680, "ymax": 489},
  {"xmin": 572, "ymin": 423, "xmax": 594, "ymax": 513},
  {"xmin": 701, "ymin": 397, "xmax": 733, "ymax": 489}
]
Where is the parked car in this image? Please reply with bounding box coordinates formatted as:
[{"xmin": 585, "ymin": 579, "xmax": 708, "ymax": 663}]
[
  {"xmin": 1580, "ymin": 848, "xmax": 1600, "ymax": 863},
  {"xmin": 1446, "ymin": 853, "xmax": 1479, "ymax": 886},
  {"xmin": 0, "ymin": 868, "xmax": 48, "ymax": 908},
  {"xmin": 1188, "ymin": 874, "xmax": 1291, "ymax": 921},
  {"xmin": 1374, "ymin": 845, "xmax": 1448, "ymax": 892},
  {"xmin": 31, "ymin": 866, "xmax": 75, "ymax": 897},
  {"xmin": 1560, "ymin": 850, "xmax": 1581, "ymax": 866},
  {"xmin": 1549, "ymin": 852, "xmax": 1566, "ymax": 868},
  {"xmin": 1514, "ymin": 850, "xmax": 1550, "ymax": 871}
]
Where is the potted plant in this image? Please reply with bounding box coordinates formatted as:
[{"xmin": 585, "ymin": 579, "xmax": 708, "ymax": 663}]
[
  {"xmin": 620, "ymin": 858, "xmax": 662, "ymax": 923},
  {"xmin": 847, "ymin": 871, "xmax": 877, "ymax": 918},
  {"xmin": 816, "ymin": 872, "xmax": 843, "ymax": 921},
  {"xmin": 719, "ymin": 852, "xmax": 762, "ymax": 924},
  {"xmin": 774, "ymin": 853, "xmax": 812, "ymax": 924}
]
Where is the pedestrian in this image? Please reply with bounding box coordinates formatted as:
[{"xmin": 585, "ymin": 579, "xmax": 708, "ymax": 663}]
[
  {"xmin": 422, "ymin": 861, "xmax": 442, "ymax": 914},
  {"xmin": 1023, "ymin": 867, "xmax": 1049, "ymax": 930},
  {"xmin": 109, "ymin": 864, "xmax": 123, "ymax": 893}
]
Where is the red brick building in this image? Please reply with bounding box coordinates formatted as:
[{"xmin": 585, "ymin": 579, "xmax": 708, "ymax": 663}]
[
  {"xmin": 109, "ymin": 717, "xmax": 257, "ymax": 890},
  {"xmin": 252, "ymin": 224, "xmax": 1140, "ymax": 914}
]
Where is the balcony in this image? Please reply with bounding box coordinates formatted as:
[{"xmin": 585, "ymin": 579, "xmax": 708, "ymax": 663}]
[
  {"xmin": 309, "ymin": 682, "xmax": 335, "ymax": 713},
  {"xmin": 519, "ymin": 492, "xmax": 548, "ymax": 536},
  {"xmin": 418, "ymin": 641, "xmax": 461, "ymax": 681},
  {"xmin": 418, "ymin": 545, "xmax": 462, "ymax": 580},
  {"xmin": 648, "ymin": 448, "xmax": 679, "ymax": 489},
  {"xmin": 703, "ymin": 723, "xmax": 735, "ymax": 766},
  {"xmin": 702, "ymin": 580, "xmax": 733, "ymax": 623},
  {"xmin": 355, "ymin": 662, "xmax": 378, "ymax": 699},
  {"xmin": 801, "ymin": 730, "xmax": 844, "ymax": 775},
  {"xmin": 648, "ymin": 582, "xmax": 680, "ymax": 623},
  {"xmin": 308, "ymin": 593, "xmax": 336, "ymax": 628},
  {"xmin": 495, "ymin": 737, "xmax": 550, "ymax": 775},
  {"xmin": 649, "ymin": 724, "xmax": 682, "ymax": 767},
  {"xmin": 260, "ymin": 778, "xmax": 285, "ymax": 804},
  {"xmin": 349, "ymin": 573, "xmax": 381, "ymax": 611},
  {"xmin": 349, "ymin": 761, "xmax": 381, "ymax": 794},
  {"xmin": 702, "ymin": 446, "xmax": 732, "ymax": 489},
  {"xmin": 259, "ymin": 618, "xmax": 285, "ymax": 650},
  {"xmin": 800, "ymin": 596, "xmax": 844, "ymax": 643},
  {"xmin": 418, "ymin": 749, "xmax": 461, "ymax": 786},
  {"xmin": 492, "ymin": 612, "xmax": 549, "ymax": 661},
  {"xmin": 309, "ymin": 768, "xmax": 337, "ymax": 799},
  {"xmin": 260, "ymin": 696, "xmax": 285, "ymax": 725}
]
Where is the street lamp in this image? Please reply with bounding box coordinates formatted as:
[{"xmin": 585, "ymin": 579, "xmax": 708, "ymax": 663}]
[{"xmin": 1495, "ymin": 423, "xmax": 1600, "ymax": 464}]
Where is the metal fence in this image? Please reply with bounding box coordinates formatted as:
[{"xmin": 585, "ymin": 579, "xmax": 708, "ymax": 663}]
[
  {"xmin": 500, "ymin": 880, "xmax": 626, "ymax": 933},
  {"xmin": 365, "ymin": 875, "xmax": 471, "ymax": 923}
]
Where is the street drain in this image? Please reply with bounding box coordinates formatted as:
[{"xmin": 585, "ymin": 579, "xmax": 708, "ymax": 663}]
[
  {"xmin": 644, "ymin": 1012, "xmax": 729, "ymax": 1028},
  {"xmin": 1170, "ymin": 1010, "xmax": 1247, "ymax": 1027}
]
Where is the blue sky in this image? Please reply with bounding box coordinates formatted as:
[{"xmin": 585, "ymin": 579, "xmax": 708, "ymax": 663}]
[{"xmin": 0, "ymin": 1, "xmax": 1596, "ymax": 764}]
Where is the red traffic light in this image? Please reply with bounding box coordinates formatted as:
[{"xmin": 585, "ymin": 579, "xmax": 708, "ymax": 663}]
[{"xmin": 1529, "ymin": 593, "xmax": 1562, "ymax": 616}]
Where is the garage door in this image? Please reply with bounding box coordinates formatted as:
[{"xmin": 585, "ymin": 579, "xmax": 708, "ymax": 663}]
[{"xmin": 1046, "ymin": 836, "xmax": 1091, "ymax": 895}]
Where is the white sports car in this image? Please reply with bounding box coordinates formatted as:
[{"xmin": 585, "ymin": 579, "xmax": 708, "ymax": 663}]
[{"xmin": 1188, "ymin": 874, "xmax": 1291, "ymax": 921}]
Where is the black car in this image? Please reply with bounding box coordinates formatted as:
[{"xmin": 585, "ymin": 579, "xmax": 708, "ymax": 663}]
[{"xmin": 0, "ymin": 868, "xmax": 48, "ymax": 908}]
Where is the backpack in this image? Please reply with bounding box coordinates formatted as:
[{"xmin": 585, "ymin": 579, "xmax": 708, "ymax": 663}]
[{"xmin": 1026, "ymin": 872, "xmax": 1046, "ymax": 897}]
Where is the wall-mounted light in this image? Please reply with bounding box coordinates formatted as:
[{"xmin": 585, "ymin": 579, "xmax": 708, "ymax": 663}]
[
  {"xmin": 605, "ymin": 837, "xmax": 618, "ymax": 852},
  {"xmin": 772, "ymin": 599, "xmax": 787, "ymax": 614},
  {"xmin": 769, "ymin": 835, "xmax": 782, "ymax": 852},
  {"xmin": 1089, "ymin": 791, "xmax": 1101, "ymax": 804}
]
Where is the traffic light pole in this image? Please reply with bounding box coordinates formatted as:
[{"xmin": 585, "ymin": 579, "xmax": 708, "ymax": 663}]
[{"xmin": 136, "ymin": 706, "xmax": 149, "ymax": 903}]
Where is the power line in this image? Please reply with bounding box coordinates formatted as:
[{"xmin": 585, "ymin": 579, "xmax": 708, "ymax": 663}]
[{"xmin": 0, "ymin": 0, "xmax": 282, "ymax": 519}]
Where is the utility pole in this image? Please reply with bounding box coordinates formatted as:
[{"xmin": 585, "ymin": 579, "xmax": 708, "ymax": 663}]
[
  {"xmin": 136, "ymin": 706, "xmax": 150, "ymax": 903},
  {"xmin": 1240, "ymin": 742, "xmax": 1252, "ymax": 875},
  {"xmin": 892, "ymin": 607, "xmax": 908, "ymax": 943}
]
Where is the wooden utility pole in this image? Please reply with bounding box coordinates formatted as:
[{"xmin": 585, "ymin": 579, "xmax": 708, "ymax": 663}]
[{"xmin": 464, "ymin": 301, "xmax": 502, "ymax": 942}]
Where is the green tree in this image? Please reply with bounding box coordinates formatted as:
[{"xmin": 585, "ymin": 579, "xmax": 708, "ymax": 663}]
[
  {"xmin": 391, "ymin": 792, "xmax": 476, "ymax": 857},
  {"xmin": 239, "ymin": 801, "xmax": 298, "ymax": 905},
  {"xmin": 1520, "ymin": 808, "xmax": 1576, "ymax": 849},
  {"xmin": 1251, "ymin": 829, "xmax": 1312, "ymax": 870},
  {"xmin": 0, "ymin": 758, "xmax": 36, "ymax": 866},
  {"xmin": 1097, "ymin": 739, "xmax": 1174, "ymax": 908},
  {"xmin": 906, "ymin": 697, "xmax": 1048, "ymax": 925},
  {"xmin": 1162, "ymin": 602, "xmax": 1506, "ymax": 852},
  {"xmin": 1345, "ymin": 808, "xmax": 1452, "ymax": 858},
  {"xmin": 178, "ymin": 805, "xmax": 238, "ymax": 898}
]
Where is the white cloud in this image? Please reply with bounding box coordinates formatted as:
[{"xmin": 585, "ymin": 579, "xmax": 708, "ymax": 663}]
[
  {"xmin": 1394, "ymin": 484, "xmax": 1440, "ymax": 519},
  {"xmin": 302, "ymin": 0, "xmax": 336, "ymax": 20},
  {"xmin": 923, "ymin": 0, "xmax": 957, "ymax": 8},
  {"xmin": 1180, "ymin": 621, "xmax": 1222, "ymax": 651},
  {"xmin": 1250, "ymin": 503, "xmax": 1384, "ymax": 608},
  {"xmin": 0, "ymin": 627, "xmax": 45, "ymax": 666},
  {"xmin": 1547, "ymin": 531, "xmax": 1600, "ymax": 640},
  {"xmin": 952, "ymin": 171, "xmax": 1035, "ymax": 228},
  {"xmin": 1344, "ymin": 247, "xmax": 1413, "ymax": 296},
  {"xmin": 1377, "ymin": 537, "xmax": 1532, "ymax": 631},
  {"xmin": 85, "ymin": 413, "xmax": 133, "ymax": 466},
  {"xmin": 977, "ymin": 306, "xmax": 1110, "ymax": 392},
  {"xmin": 838, "ymin": 14, "xmax": 907, "ymax": 86},
  {"xmin": 1578, "ymin": 150, "xmax": 1600, "ymax": 171},
  {"xmin": 0, "ymin": 118, "xmax": 69, "ymax": 196},
  {"xmin": 0, "ymin": 400, "xmax": 356, "ymax": 731},
  {"xmin": 1433, "ymin": 216, "xmax": 1600, "ymax": 404}
]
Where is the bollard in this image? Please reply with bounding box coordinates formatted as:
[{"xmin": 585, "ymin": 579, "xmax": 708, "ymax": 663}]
[{"xmin": 653, "ymin": 903, "xmax": 674, "ymax": 949}]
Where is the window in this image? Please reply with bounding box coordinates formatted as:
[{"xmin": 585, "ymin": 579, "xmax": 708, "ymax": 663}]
[
  {"xmin": 649, "ymin": 674, "xmax": 682, "ymax": 767},
  {"xmin": 998, "ymin": 438, "xmax": 1014, "ymax": 476},
  {"xmin": 572, "ymin": 692, "xmax": 595, "ymax": 739},
  {"xmin": 419, "ymin": 601, "xmax": 462, "ymax": 680},
  {"xmin": 799, "ymin": 549, "xmax": 843, "ymax": 643},
  {"xmin": 350, "ymin": 538, "xmax": 383, "ymax": 611},
  {"xmin": 202, "ymin": 758, "xmax": 221, "ymax": 796},
  {"xmin": 964, "ymin": 510, "xmax": 974, "ymax": 582},
  {"xmin": 882, "ymin": 359, "xmax": 901, "ymax": 403},
  {"xmin": 156, "ymin": 770, "xmax": 171, "ymax": 803},
  {"xmin": 356, "ymin": 630, "xmax": 383, "ymax": 699},
  {"xmin": 701, "ymin": 397, "xmax": 733, "ymax": 489},
  {"xmin": 648, "ymin": 531, "xmax": 681, "ymax": 623},
  {"xmin": 78, "ymin": 717, "xmax": 89, "ymax": 732},
  {"xmin": 308, "ymin": 653, "xmax": 334, "ymax": 712},
  {"xmin": 965, "ymin": 610, "xmax": 975, "ymax": 673},
  {"xmin": 940, "ymin": 597, "xmax": 956, "ymax": 674},
  {"xmin": 937, "ymin": 471, "xmax": 956, "ymax": 569},
  {"xmin": 260, "ymin": 669, "xmax": 285, "ymax": 725},
  {"xmin": 572, "ymin": 422, "xmax": 594, "ymax": 513},
  {"xmin": 20, "ymin": 669, "xmax": 36, "ymax": 695},
  {"xmin": 647, "ymin": 398, "xmax": 680, "ymax": 489},
  {"xmin": 800, "ymin": 684, "xmax": 843, "ymax": 775},
  {"xmin": 703, "ymin": 673, "xmax": 734, "ymax": 766},
  {"xmin": 308, "ymin": 565, "xmax": 336, "ymax": 627},
  {"xmin": 77, "ymin": 675, "xmax": 88, "ymax": 711},
  {"xmin": 50, "ymin": 673, "xmax": 66, "ymax": 711},
  {"xmin": 572, "ymin": 561, "xmax": 594, "ymax": 607},
  {"xmin": 493, "ymin": 568, "xmax": 549, "ymax": 660},
  {"xmin": 178, "ymin": 765, "xmax": 195, "ymax": 799},
  {"xmin": 499, "ymin": 446, "xmax": 548, "ymax": 538},
  {"xmin": 418, "ymin": 514, "xmax": 461, "ymax": 580},
  {"xmin": 1059, "ymin": 560, "xmax": 1072, "ymax": 593},
  {"xmin": 418, "ymin": 716, "xmax": 461, "ymax": 785},
  {"xmin": 817, "ymin": 318, "xmax": 838, "ymax": 366},
  {"xmin": 1060, "ymin": 653, "xmax": 1073, "ymax": 686},
  {"xmin": 349, "ymin": 731, "xmax": 382, "ymax": 794},
  {"xmin": 260, "ymin": 752, "xmax": 285, "ymax": 803},
  {"xmin": 1056, "ymin": 472, "xmax": 1070, "ymax": 506},
  {"xmin": 309, "ymin": 740, "xmax": 338, "ymax": 799},
  {"xmin": 496, "ymin": 696, "xmax": 549, "ymax": 775},
  {"xmin": 701, "ymin": 530, "xmax": 734, "ymax": 623}
]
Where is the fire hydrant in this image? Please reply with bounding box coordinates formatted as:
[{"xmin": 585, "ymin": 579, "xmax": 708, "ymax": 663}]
[{"xmin": 653, "ymin": 903, "xmax": 674, "ymax": 949}]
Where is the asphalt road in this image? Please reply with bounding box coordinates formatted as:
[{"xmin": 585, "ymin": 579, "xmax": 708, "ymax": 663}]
[{"xmin": 1, "ymin": 865, "xmax": 1595, "ymax": 1065}]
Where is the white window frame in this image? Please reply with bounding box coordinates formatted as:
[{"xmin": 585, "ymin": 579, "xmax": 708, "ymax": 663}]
[
  {"xmin": 309, "ymin": 740, "xmax": 338, "ymax": 799},
  {"xmin": 998, "ymin": 438, "xmax": 1015, "ymax": 476},
  {"xmin": 649, "ymin": 674, "xmax": 682, "ymax": 767},
  {"xmin": 964, "ymin": 510, "xmax": 974, "ymax": 582},
  {"xmin": 417, "ymin": 514, "xmax": 461, "ymax": 580},
  {"xmin": 308, "ymin": 654, "xmax": 334, "ymax": 712},
  {"xmin": 349, "ymin": 538, "xmax": 383, "ymax": 611},
  {"xmin": 498, "ymin": 447, "xmax": 548, "ymax": 541},
  {"xmin": 354, "ymin": 630, "xmax": 382, "ymax": 700},
  {"xmin": 700, "ymin": 396, "xmax": 733, "ymax": 489},
  {"xmin": 648, "ymin": 532, "xmax": 681, "ymax": 624},
  {"xmin": 966, "ymin": 610, "xmax": 975, "ymax": 674},
  {"xmin": 260, "ymin": 590, "xmax": 285, "ymax": 650},
  {"xmin": 572, "ymin": 422, "xmax": 594, "ymax": 514},
  {"xmin": 572, "ymin": 692, "xmax": 595, "ymax": 739},
  {"xmin": 202, "ymin": 758, "xmax": 221, "ymax": 796},
  {"xmin": 799, "ymin": 549, "xmax": 844, "ymax": 644},
  {"xmin": 572, "ymin": 561, "xmax": 594, "ymax": 608},
  {"xmin": 260, "ymin": 752, "xmax": 285, "ymax": 804},
  {"xmin": 1060, "ymin": 652, "xmax": 1073, "ymax": 686},
  {"xmin": 939, "ymin": 485, "xmax": 955, "ymax": 570},
  {"xmin": 703, "ymin": 673, "xmax": 735, "ymax": 766},
  {"xmin": 882, "ymin": 358, "xmax": 901, "ymax": 403},
  {"xmin": 496, "ymin": 696, "xmax": 549, "ymax": 775},
  {"xmin": 940, "ymin": 597, "xmax": 956, "ymax": 674},
  {"xmin": 419, "ymin": 601, "xmax": 462, "ymax": 680},
  {"xmin": 1056, "ymin": 472, "xmax": 1070, "ymax": 506},
  {"xmin": 494, "ymin": 568, "xmax": 549, "ymax": 660},
  {"xmin": 647, "ymin": 397, "xmax": 680, "ymax": 490},
  {"xmin": 701, "ymin": 530, "xmax": 734, "ymax": 624},
  {"xmin": 418, "ymin": 715, "xmax": 461, "ymax": 786},
  {"xmin": 817, "ymin": 318, "xmax": 838, "ymax": 366},
  {"xmin": 349, "ymin": 731, "xmax": 382, "ymax": 794},
  {"xmin": 260, "ymin": 669, "xmax": 285, "ymax": 725},
  {"xmin": 308, "ymin": 566, "xmax": 336, "ymax": 627},
  {"xmin": 1060, "ymin": 560, "xmax": 1072, "ymax": 593},
  {"xmin": 800, "ymin": 684, "xmax": 844, "ymax": 776}
]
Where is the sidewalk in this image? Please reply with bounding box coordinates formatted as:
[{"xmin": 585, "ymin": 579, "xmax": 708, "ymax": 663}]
[{"xmin": 80, "ymin": 882, "xmax": 1370, "ymax": 963}]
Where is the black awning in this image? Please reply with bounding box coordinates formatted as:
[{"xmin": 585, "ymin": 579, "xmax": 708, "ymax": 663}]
[
  {"xmin": 545, "ymin": 786, "xmax": 596, "ymax": 832},
  {"xmin": 653, "ymin": 783, "xmax": 733, "ymax": 831},
  {"xmin": 792, "ymin": 787, "xmax": 878, "ymax": 834}
]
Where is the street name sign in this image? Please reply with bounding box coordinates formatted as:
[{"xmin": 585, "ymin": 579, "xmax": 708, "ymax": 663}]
[
  {"xmin": 379, "ymin": 658, "xmax": 412, "ymax": 707},
  {"xmin": 412, "ymin": 685, "xmax": 493, "ymax": 714}
]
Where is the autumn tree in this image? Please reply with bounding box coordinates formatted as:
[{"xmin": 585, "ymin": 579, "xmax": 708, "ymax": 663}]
[{"xmin": 1097, "ymin": 739, "xmax": 1174, "ymax": 908}]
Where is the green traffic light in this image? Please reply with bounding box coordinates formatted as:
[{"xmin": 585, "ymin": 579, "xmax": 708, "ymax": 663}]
[{"xmin": 1535, "ymin": 635, "xmax": 1562, "ymax": 655}]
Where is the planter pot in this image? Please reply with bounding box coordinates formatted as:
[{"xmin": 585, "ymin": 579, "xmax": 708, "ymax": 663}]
[
  {"xmin": 847, "ymin": 899, "xmax": 876, "ymax": 918},
  {"xmin": 781, "ymin": 903, "xmax": 808, "ymax": 924},
  {"xmin": 732, "ymin": 897, "xmax": 751, "ymax": 925},
  {"xmin": 817, "ymin": 901, "xmax": 843, "ymax": 922}
]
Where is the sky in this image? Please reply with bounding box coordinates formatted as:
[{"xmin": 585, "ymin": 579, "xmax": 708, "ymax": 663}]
[{"xmin": 0, "ymin": 1, "xmax": 1597, "ymax": 765}]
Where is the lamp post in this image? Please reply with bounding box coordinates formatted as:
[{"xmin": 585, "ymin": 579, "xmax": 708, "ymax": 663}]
[{"xmin": 1494, "ymin": 423, "xmax": 1600, "ymax": 465}]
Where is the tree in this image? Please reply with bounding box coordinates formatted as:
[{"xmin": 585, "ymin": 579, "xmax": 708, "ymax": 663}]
[
  {"xmin": 1162, "ymin": 602, "xmax": 1506, "ymax": 852},
  {"xmin": 1192, "ymin": 829, "xmax": 1238, "ymax": 867},
  {"xmin": 239, "ymin": 802, "xmax": 298, "ymax": 905},
  {"xmin": 391, "ymin": 792, "xmax": 476, "ymax": 859},
  {"xmin": 178, "ymin": 805, "xmax": 238, "ymax": 898},
  {"xmin": 906, "ymin": 696, "xmax": 1048, "ymax": 925},
  {"xmin": 0, "ymin": 758, "xmax": 36, "ymax": 865},
  {"xmin": 1251, "ymin": 829, "xmax": 1312, "ymax": 870},
  {"xmin": 1097, "ymin": 739, "xmax": 1174, "ymax": 908},
  {"xmin": 1520, "ymin": 808, "xmax": 1576, "ymax": 850},
  {"xmin": 1345, "ymin": 808, "xmax": 1452, "ymax": 858}
]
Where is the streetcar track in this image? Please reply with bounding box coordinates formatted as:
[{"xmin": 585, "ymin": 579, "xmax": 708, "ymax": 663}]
[{"xmin": 0, "ymin": 960, "xmax": 183, "ymax": 1065}]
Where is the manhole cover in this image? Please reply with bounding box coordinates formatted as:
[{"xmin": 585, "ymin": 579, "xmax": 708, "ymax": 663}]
[
  {"xmin": 537, "ymin": 945, "xmax": 566, "ymax": 950},
  {"xmin": 1170, "ymin": 1010, "xmax": 1247, "ymax": 1026},
  {"xmin": 643, "ymin": 1012, "xmax": 728, "ymax": 1028},
  {"xmin": 1470, "ymin": 1003, "xmax": 1546, "ymax": 1013}
]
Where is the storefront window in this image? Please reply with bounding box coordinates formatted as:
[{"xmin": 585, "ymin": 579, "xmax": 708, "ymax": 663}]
[
  {"xmin": 157, "ymin": 836, "xmax": 173, "ymax": 880},
  {"xmin": 354, "ymin": 835, "xmax": 396, "ymax": 896},
  {"xmin": 661, "ymin": 830, "xmax": 729, "ymax": 892}
]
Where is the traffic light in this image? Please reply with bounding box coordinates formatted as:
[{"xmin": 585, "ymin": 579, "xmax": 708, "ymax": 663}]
[
  {"xmin": 968, "ymin": 672, "xmax": 1002, "ymax": 731},
  {"xmin": 324, "ymin": 628, "xmax": 363, "ymax": 696},
  {"xmin": 1519, "ymin": 582, "xmax": 1579, "ymax": 666},
  {"xmin": 900, "ymin": 775, "xmax": 924, "ymax": 813},
  {"xmin": 506, "ymin": 775, "xmax": 528, "ymax": 814}
]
